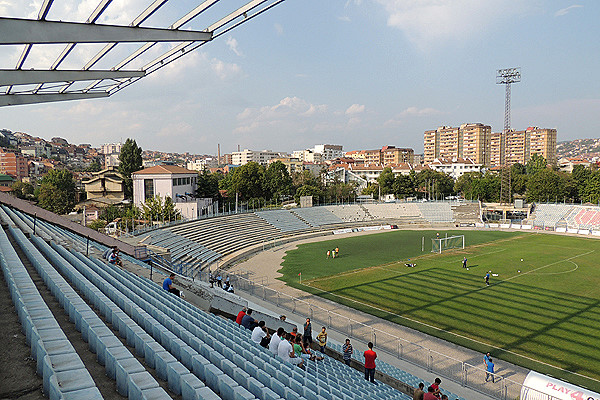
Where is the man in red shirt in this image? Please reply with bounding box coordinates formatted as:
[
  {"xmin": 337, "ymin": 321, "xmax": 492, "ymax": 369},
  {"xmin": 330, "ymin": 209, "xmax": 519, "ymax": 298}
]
[
  {"xmin": 364, "ymin": 341, "xmax": 377, "ymax": 383},
  {"xmin": 236, "ymin": 307, "xmax": 247, "ymax": 325},
  {"xmin": 423, "ymin": 386, "xmax": 438, "ymax": 400}
]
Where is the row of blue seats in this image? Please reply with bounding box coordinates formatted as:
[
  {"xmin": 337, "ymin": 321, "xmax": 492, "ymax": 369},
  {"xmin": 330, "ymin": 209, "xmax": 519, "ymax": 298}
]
[
  {"xmin": 78, "ymin": 240, "xmax": 411, "ymax": 400},
  {"xmin": 12, "ymin": 227, "xmax": 176, "ymax": 400},
  {"xmin": 145, "ymin": 230, "xmax": 221, "ymax": 265},
  {"xmin": 255, "ymin": 210, "xmax": 311, "ymax": 232},
  {"xmin": 32, "ymin": 233, "xmax": 219, "ymax": 400},
  {"xmin": 0, "ymin": 227, "xmax": 102, "ymax": 400}
]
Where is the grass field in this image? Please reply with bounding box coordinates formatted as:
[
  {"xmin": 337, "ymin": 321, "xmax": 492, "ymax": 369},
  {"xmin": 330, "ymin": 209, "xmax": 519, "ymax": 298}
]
[{"xmin": 279, "ymin": 230, "xmax": 600, "ymax": 390}]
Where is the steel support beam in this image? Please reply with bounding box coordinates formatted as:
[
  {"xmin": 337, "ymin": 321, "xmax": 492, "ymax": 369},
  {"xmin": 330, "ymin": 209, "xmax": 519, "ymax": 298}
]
[
  {"xmin": 0, "ymin": 92, "xmax": 109, "ymax": 107},
  {"xmin": 0, "ymin": 17, "xmax": 213, "ymax": 44},
  {"xmin": 0, "ymin": 69, "xmax": 145, "ymax": 86}
]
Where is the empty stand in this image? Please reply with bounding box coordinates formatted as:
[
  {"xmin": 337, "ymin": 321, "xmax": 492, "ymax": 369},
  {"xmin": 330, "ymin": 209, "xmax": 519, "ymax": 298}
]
[
  {"xmin": 255, "ymin": 210, "xmax": 311, "ymax": 232},
  {"xmin": 417, "ymin": 203, "xmax": 454, "ymax": 223}
]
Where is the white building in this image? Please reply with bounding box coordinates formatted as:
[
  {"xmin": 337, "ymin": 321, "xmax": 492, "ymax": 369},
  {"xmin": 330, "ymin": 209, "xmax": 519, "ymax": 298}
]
[
  {"xmin": 292, "ymin": 149, "xmax": 323, "ymax": 163},
  {"xmin": 231, "ymin": 149, "xmax": 282, "ymax": 166},
  {"xmin": 428, "ymin": 158, "xmax": 482, "ymax": 179},
  {"xmin": 313, "ymin": 144, "xmax": 343, "ymax": 160},
  {"xmin": 187, "ymin": 157, "xmax": 219, "ymax": 172},
  {"xmin": 101, "ymin": 143, "xmax": 122, "ymax": 168},
  {"xmin": 132, "ymin": 165, "xmax": 210, "ymax": 220}
]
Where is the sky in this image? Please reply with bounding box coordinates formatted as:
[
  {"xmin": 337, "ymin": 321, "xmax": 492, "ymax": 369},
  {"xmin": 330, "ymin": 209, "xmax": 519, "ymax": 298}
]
[{"xmin": 0, "ymin": 0, "xmax": 599, "ymax": 155}]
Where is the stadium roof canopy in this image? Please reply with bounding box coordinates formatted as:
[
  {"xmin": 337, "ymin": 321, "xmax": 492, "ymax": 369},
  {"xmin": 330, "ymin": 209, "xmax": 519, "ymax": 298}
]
[{"xmin": 0, "ymin": 0, "xmax": 284, "ymax": 107}]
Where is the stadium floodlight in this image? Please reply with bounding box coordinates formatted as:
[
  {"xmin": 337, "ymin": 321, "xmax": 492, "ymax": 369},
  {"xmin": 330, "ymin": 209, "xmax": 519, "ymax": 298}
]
[
  {"xmin": 431, "ymin": 235, "xmax": 465, "ymax": 254},
  {"xmin": 497, "ymin": 67, "xmax": 521, "ymax": 204}
]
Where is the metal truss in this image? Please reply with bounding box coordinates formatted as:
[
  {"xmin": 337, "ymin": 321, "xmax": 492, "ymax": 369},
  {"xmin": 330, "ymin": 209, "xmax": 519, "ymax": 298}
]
[{"xmin": 0, "ymin": 0, "xmax": 285, "ymax": 107}]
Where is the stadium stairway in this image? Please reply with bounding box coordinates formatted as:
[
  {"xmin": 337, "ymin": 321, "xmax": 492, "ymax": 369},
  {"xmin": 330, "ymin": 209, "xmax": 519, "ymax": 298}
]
[{"xmin": 1, "ymin": 204, "xmax": 421, "ymax": 400}]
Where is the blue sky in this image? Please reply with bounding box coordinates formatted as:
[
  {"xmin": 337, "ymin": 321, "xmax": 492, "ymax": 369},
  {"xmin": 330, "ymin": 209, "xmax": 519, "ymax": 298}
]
[{"xmin": 0, "ymin": 0, "xmax": 598, "ymax": 155}]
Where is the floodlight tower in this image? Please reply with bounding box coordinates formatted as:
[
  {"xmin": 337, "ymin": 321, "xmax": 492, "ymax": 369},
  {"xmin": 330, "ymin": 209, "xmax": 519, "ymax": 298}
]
[{"xmin": 497, "ymin": 67, "xmax": 521, "ymax": 205}]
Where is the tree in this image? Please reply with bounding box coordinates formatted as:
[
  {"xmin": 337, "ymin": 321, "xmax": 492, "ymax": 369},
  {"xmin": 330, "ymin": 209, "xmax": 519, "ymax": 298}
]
[
  {"xmin": 11, "ymin": 181, "xmax": 34, "ymax": 199},
  {"xmin": 118, "ymin": 138, "xmax": 143, "ymax": 199},
  {"xmin": 393, "ymin": 174, "xmax": 415, "ymax": 199},
  {"xmin": 196, "ymin": 170, "xmax": 221, "ymax": 199},
  {"xmin": 454, "ymin": 172, "xmax": 482, "ymax": 200},
  {"xmin": 526, "ymin": 154, "xmax": 547, "ymax": 176},
  {"xmin": 37, "ymin": 169, "xmax": 77, "ymax": 214},
  {"xmin": 224, "ymin": 162, "xmax": 266, "ymax": 200},
  {"xmin": 294, "ymin": 185, "xmax": 323, "ymax": 205},
  {"xmin": 361, "ymin": 183, "xmax": 379, "ymax": 200},
  {"xmin": 417, "ymin": 170, "xmax": 454, "ymax": 199},
  {"xmin": 583, "ymin": 171, "xmax": 600, "ymax": 204},
  {"xmin": 572, "ymin": 164, "xmax": 592, "ymax": 202},
  {"xmin": 377, "ymin": 167, "xmax": 395, "ymax": 195},
  {"xmin": 140, "ymin": 196, "xmax": 180, "ymax": 222},
  {"xmin": 526, "ymin": 169, "xmax": 562, "ymax": 203},
  {"xmin": 264, "ymin": 161, "xmax": 292, "ymax": 200}
]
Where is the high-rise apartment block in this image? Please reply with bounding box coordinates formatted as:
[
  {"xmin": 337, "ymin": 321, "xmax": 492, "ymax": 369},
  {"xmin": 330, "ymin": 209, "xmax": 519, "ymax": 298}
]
[
  {"xmin": 424, "ymin": 124, "xmax": 556, "ymax": 166},
  {"xmin": 231, "ymin": 149, "xmax": 281, "ymax": 166},
  {"xmin": 424, "ymin": 124, "xmax": 490, "ymax": 165},
  {"xmin": 0, "ymin": 148, "xmax": 28, "ymax": 181}
]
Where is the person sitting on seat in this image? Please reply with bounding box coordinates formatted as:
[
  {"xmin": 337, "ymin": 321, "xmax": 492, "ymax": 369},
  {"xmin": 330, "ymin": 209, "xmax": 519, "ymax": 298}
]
[
  {"xmin": 241, "ymin": 309, "xmax": 257, "ymax": 330},
  {"xmin": 108, "ymin": 247, "xmax": 123, "ymax": 267},
  {"xmin": 269, "ymin": 328, "xmax": 285, "ymax": 356},
  {"xmin": 162, "ymin": 273, "xmax": 183, "ymax": 297},
  {"xmin": 251, "ymin": 321, "xmax": 270, "ymax": 347},
  {"xmin": 278, "ymin": 333, "xmax": 303, "ymax": 367}
]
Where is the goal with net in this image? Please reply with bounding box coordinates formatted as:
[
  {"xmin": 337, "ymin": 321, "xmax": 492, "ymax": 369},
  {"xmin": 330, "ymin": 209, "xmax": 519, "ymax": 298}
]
[{"xmin": 431, "ymin": 235, "xmax": 465, "ymax": 253}]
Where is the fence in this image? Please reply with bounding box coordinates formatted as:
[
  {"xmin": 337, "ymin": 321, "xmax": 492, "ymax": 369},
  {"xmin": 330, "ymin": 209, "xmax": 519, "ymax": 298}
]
[{"xmin": 227, "ymin": 271, "xmax": 576, "ymax": 400}]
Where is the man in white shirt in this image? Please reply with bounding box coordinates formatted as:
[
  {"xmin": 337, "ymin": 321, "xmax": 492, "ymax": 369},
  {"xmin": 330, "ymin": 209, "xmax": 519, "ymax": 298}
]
[
  {"xmin": 251, "ymin": 321, "xmax": 269, "ymax": 346},
  {"xmin": 278, "ymin": 333, "xmax": 303, "ymax": 366},
  {"xmin": 269, "ymin": 327, "xmax": 285, "ymax": 356}
]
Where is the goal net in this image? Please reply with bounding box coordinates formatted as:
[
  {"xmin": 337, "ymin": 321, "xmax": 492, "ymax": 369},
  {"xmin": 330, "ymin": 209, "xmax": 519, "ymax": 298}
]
[{"xmin": 431, "ymin": 235, "xmax": 465, "ymax": 253}]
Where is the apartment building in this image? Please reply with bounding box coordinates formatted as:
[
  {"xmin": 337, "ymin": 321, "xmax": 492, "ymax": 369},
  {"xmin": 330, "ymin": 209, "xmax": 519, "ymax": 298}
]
[
  {"xmin": 381, "ymin": 146, "xmax": 415, "ymax": 165},
  {"xmin": 0, "ymin": 148, "xmax": 28, "ymax": 181},
  {"xmin": 231, "ymin": 149, "xmax": 281, "ymax": 166},
  {"xmin": 313, "ymin": 144, "xmax": 343, "ymax": 160},
  {"xmin": 425, "ymin": 124, "xmax": 556, "ymax": 167}
]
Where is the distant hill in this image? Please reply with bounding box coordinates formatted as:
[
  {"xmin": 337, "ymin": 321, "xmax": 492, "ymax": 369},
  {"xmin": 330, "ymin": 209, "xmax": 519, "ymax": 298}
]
[{"xmin": 556, "ymin": 138, "xmax": 600, "ymax": 159}]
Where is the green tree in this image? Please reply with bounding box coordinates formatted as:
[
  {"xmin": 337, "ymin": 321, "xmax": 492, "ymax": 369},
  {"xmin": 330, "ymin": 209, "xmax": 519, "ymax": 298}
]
[
  {"xmin": 88, "ymin": 219, "xmax": 107, "ymax": 231},
  {"xmin": 118, "ymin": 138, "xmax": 143, "ymax": 199},
  {"xmin": 377, "ymin": 167, "xmax": 395, "ymax": 195},
  {"xmin": 417, "ymin": 169, "xmax": 454, "ymax": 199},
  {"xmin": 294, "ymin": 185, "xmax": 323, "ymax": 204},
  {"xmin": 454, "ymin": 172, "xmax": 482, "ymax": 200},
  {"xmin": 140, "ymin": 196, "xmax": 180, "ymax": 222},
  {"xmin": 572, "ymin": 164, "xmax": 592, "ymax": 201},
  {"xmin": 37, "ymin": 169, "xmax": 77, "ymax": 214},
  {"xmin": 583, "ymin": 171, "xmax": 600, "ymax": 204},
  {"xmin": 475, "ymin": 173, "xmax": 501, "ymax": 202},
  {"xmin": 11, "ymin": 181, "xmax": 34, "ymax": 199},
  {"xmin": 292, "ymin": 170, "xmax": 322, "ymax": 191},
  {"xmin": 264, "ymin": 161, "xmax": 293, "ymax": 200},
  {"xmin": 85, "ymin": 160, "xmax": 102, "ymax": 172},
  {"xmin": 224, "ymin": 162, "xmax": 266, "ymax": 200},
  {"xmin": 361, "ymin": 183, "xmax": 379, "ymax": 200},
  {"xmin": 393, "ymin": 174, "xmax": 415, "ymax": 199},
  {"xmin": 196, "ymin": 170, "xmax": 221, "ymax": 199},
  {"xmin": 526, "ymin": 154, "xmax": 547, "ymax": 176},
  {"xmin": 527, "ymin": 169, "xmax": 562, "ymax": 203}
]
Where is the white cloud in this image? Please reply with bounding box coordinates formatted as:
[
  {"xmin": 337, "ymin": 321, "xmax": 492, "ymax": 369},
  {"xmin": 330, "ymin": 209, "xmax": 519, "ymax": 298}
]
[
  {"xmin": 226, "ymin": 37, "xmax": 243, "ymax": 57},
  {"xmin": 211, "ymin": 59, "xmax": 243, "ymax": 80},
  {"xmin": 400, "ymin": 106, "xmax": 442, "ymax": 117},
  {"xmin": 374, "ymin": 0, "xmax": 534, "ymax": 50},
  {"xmin": 555, "ymin": 4, "xmax": 583, "ymax": 17},
  {"xmin": 345, "ymin": 104, "xmax": 365, "ymax": 115}
]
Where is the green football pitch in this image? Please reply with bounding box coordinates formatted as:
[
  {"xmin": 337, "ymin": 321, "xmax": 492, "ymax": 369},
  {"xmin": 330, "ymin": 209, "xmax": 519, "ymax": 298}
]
[{"xmin": 278, "ymin": 230, "xmax": 600, "ymax": 389}]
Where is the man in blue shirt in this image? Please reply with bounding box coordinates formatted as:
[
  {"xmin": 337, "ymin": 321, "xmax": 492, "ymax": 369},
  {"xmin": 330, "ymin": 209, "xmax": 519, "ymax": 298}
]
[
  {"xmin": 163, "ymin": 273, "xmax": 182, "ymax": 297},
  {"xmin": 484, "ymin": 272, "xmax": 490, "ymax": 286},
  {"xmin": 485, "ymin": 358, "xmax": 495, "ymax": 382}
]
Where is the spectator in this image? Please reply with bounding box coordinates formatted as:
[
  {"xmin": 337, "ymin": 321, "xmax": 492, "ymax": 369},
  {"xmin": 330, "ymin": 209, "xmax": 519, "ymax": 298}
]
[
  {"xmin": 431, "ymin": 378, "xmax": 442, "ymax": 398},
  {"xmin": 342, "ymin": 338, "xmax": 353, "ymax": 366},
  {"xmin": 423, "ymin": 386, "xmax": 438, "ymax": 400},
  {"xmin": 208, "ymin": 273, "xmax": 214, "ymax": 288},
  {"xmin": 269, "ymin": 328, "xmax": 285, "ymax": 356},
  {"xmin": 293, "ymin": 335, "xmax": 310, "ymax": 361},
  {"xmin": 364, "ymin": 341, "xmax": 377, "ymax": 383},
  {"xmin": 317, "ymin": 326, "xmax": 327, "ymax": 353},
  {"xmin": 251, "ymin": 321, "xmax": 269, "ymax": 346},
  {"xmin": 108, "ymin": 248, "xmax": 123, "ymax": 267},
  {"xmin": 226, "ymin": 285, "xmax": 234, "ymax": 293},
  {"xmin": 102, "ymin": 246, "xmax": 114, "ymax": 260},
  {"xmin": 303, "ymin": 318, "xmax": 313, "ymax": 346},
  {"xmin": 441, "ymin": 396, "xmax": 448, "ymax": 400},
  {"xmin": 236, "ymin": 307, "xmax": 247, "ymax": 325},
  {"xmin": 241, "ymin": 309, "xmax": 257, "ymax": 330},
  {"xmin": 413, "ymin": 383, "xmax": 425, "ymax": 400},
  {"xmin": 279, "ymin": 315, "xmax": 287, "ymax": 322},
  {"xmin": 162, "ymin": 273, "xmax": 183, "ymax": 297},
  {"xmin": 216, "ymin": 273, "xmax": 222, "ymax": 288},
  {"xmin": 290, "ymin": 327, "xmax": 298, "ymax": 338},
  {"xmin": 483, "ymin": 352, "xmax": 491, "ymax": 366},
  {"xmin": 485, "ymin": 358, "xmax": 495, "ymax": 383},
  {"xmin": 278, "ymin": 333, "xmax": 303, "ymax": 367}
]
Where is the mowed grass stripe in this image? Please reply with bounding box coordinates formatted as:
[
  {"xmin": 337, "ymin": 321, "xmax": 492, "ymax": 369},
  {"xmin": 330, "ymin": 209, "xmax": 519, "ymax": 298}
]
[{"xmin": 279, "ymin": 230, "xmax": 600, "ymax": 389}]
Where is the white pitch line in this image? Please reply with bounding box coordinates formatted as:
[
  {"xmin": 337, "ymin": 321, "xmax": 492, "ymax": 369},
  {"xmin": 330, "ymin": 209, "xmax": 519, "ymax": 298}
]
[
  {"xmin": 529, "ymin": 259, "xmax": 579, "ymax": 275},
  {"xmin": 499, "ymin": 250, "xmax": 593, "ymax": 283}
]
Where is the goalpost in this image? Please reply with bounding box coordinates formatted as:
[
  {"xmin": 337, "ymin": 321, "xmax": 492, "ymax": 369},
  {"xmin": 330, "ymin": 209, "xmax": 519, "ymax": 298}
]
[{"xmin": 431, "ymin": 235, "xmax": 465, "ymax": 253}]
